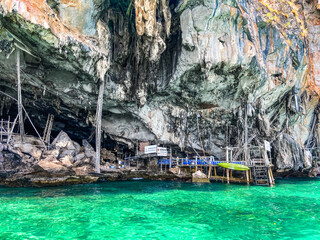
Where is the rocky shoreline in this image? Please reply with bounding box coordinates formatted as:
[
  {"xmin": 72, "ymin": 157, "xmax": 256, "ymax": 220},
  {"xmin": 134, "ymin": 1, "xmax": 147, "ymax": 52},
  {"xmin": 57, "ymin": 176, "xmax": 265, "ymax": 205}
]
[
  {"xmin": 0, "ymin": 132, "xmax": 192, "ymax": 187},
  {"xmin": 1, "ymin": 130, "xmax": 320, "ymax": 188}
]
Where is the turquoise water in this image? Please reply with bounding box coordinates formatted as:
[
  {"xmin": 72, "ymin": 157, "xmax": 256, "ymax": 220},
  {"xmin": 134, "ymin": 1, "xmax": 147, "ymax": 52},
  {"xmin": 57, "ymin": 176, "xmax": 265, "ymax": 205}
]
[{"xmin": 0, "ymin": 179, "xmax": 320, "ymax": 240}]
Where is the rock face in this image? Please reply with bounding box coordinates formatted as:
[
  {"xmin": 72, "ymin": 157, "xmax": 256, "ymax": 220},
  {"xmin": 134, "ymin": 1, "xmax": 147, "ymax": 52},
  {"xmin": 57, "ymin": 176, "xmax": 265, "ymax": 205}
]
[
  {"xmin": 0, "ymin": 0, "xmax": 320, "ymax": 174},
  {"xmin": 0, "ymin": 133, "xmax": 100, "ymax": 186}
]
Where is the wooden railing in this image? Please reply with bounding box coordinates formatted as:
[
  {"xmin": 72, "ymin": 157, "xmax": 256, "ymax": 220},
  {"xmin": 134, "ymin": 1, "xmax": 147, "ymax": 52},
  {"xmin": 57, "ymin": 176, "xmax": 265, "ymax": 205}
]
[
  {"xmin": 159, "ymin": 145, "xmax": 272, "ymax": 168},
  {"xmin": 0, "ymin": 119, "xmax": 15, "ymax": 142}
]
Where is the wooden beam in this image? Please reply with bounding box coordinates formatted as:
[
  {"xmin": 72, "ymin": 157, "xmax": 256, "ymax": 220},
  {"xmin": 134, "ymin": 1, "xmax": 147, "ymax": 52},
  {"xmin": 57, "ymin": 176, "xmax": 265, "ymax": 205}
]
[
  {"xmin": 16, "ymin": 49, "xmax": 24, "ymax": 141},
  {"xmin": 95, "ymin": 79, "xmax": 105, "ymax": 173}
]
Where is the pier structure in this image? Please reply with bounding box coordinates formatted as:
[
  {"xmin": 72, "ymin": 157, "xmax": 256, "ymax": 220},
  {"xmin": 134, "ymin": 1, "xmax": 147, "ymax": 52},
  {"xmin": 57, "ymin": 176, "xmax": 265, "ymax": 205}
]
[{"xmin": 159, "ymin": 145, "xmax": 275, "ymax": 186}]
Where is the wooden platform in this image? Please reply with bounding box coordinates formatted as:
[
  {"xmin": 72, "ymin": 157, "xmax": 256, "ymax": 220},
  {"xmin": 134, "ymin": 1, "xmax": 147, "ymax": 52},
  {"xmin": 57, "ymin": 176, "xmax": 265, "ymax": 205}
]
[
  {"xmin": 192, "ymin": 177, "xmax": 210, "ymax": 183},
  {"xmin": 210, "ymin": 176, "xmax": 253, "ymax": 183}
]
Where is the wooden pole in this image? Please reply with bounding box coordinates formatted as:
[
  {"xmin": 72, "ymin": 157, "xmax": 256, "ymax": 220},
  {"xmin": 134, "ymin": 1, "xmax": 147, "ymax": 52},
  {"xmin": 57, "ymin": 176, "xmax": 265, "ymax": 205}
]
[
  {"xmin": 214, "ymin": 166, "xmax": 217, "ymax": 176},
  {"xmin": 0, "ymin": 119, "xmax": 3, "ymax": 142},
  {"xmin": 169, "ymin": 146, "xmax": 172, "ymax": 169},
  {"xmin": 17, "ymin": 49, "xmax": 24, "ymax": 141},
  {"xmin": 227, "ymin": 169, "xmax": 230, "ymax": 184},
  {"xmin": 244, "ymin": 103, "xmax": 248, "ymax": 163},
  {"xmin": 246, "ymin": 170, "xmax": 249, "ymax": 185},
  {"xmin": 195, "ymin": 156, "xmax": 198, "ymax": 171},
  {"xmin": 226, "ymin": 147, "xmax": 229, "ymax": 162},
  {"xmin": 95, "ymin": 79, "xmax": 105, "ymax": 173}
]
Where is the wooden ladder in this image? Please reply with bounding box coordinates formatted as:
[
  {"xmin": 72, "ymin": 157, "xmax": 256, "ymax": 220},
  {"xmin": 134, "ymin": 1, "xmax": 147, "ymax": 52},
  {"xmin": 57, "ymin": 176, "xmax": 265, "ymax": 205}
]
[
  {"xmin": 251, "ymin": 158, "xmax": 270, "ymax": 186},
  {"xmin": 43, "ymin": 114, "xmax": 54, "ymax": 144}
]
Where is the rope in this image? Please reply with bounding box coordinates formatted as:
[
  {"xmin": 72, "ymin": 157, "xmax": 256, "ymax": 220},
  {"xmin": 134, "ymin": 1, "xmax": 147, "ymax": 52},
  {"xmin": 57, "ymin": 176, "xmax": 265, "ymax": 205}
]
[{"xmin": 0, "ymin": 90, "xmax": 17, "ymax": 101}]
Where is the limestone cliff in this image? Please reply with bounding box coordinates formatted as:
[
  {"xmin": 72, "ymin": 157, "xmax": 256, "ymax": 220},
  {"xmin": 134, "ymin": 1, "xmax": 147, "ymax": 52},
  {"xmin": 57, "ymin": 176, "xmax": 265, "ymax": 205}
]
[{"xmin": 0, "ymin": 0, "xmax": 320, "ymax": 173}]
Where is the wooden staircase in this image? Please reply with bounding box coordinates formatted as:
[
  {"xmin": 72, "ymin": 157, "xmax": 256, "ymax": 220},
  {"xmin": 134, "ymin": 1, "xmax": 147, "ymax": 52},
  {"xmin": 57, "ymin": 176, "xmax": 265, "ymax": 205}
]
[{"xmin": 251, "ymin": 158, "xmax": 271, "ymax": 186}]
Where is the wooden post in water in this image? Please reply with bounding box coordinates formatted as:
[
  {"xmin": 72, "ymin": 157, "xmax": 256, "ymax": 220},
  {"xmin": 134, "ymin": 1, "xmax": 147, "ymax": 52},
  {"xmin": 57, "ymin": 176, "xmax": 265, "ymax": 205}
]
[
  {"xmin": 195, "ymin": 156, "xmax": 198, "ymax": 172},
  {"xmin": 16, "ymin": 49, "xmax": 24, "ymax": 141},
  {"xmin": 246, "ymin": 169, "xmax": 250, "ymax": 185},
  {"xmin": 208, "ymin": 157, "xmax": 212, "ymax": 178},
  {"xmin": 226, "ymin": 169, "xmax": 230, "ymax": 184},
  {"xmin": 95, "ymin": 79, "xmax": 105, "ymax": 173}
]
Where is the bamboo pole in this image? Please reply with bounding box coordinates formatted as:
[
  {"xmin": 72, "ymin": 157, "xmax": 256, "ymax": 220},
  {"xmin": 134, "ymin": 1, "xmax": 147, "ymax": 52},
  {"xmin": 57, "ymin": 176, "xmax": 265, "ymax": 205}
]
[
  {"xmin": 214, "ymin": 166, "xmax": 217, "ymax": 176},
  {"xmin": 0, "ymin": 119, "xmax": 3, "ymax": 142},
  {"xmin": 246, "ymin": 170, "xmax": 249, "ymax": 185},
  {"xmin": 244, "ymin": 103, "xmax": 248, "ymax": 163},
  {"xmin": 16, "ymin": 49, "xmax": 24, "ymax": 141},
  {"xmin": 95, "ymin": 79, "xmax": 105, "ymax": 173}
]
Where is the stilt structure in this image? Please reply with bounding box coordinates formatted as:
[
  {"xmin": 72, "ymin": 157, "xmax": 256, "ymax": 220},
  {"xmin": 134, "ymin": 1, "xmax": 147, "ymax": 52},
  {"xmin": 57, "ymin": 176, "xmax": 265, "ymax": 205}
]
[
  {"xmin": 16, "ymin": 49, "xmax": 24, "ymax": 141},
  {"xmin": 158, "ymin": 144, "xmax": 275, "ymax": 186},
  {"xmin": 0, "ymin": 118, "xmax": 14, "ymax": 143},
  {"xmin": 95, "ymin": 79, "xmax": 105, "ymax": 173}
]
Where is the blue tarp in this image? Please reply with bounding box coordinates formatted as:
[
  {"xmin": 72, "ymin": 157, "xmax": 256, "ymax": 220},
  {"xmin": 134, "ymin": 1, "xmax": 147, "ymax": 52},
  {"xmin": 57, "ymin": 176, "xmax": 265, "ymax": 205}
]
[{"xmin": 158, "ymin": 159, "xmax": 244, "ymax": 166}]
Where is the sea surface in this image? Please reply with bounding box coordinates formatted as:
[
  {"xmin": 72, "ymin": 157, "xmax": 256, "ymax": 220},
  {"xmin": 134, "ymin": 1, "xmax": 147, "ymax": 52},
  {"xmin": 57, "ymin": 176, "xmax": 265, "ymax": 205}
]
[{"xmin": 0, "ymin": 178, "xmax": 319, "ymax": 240}]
